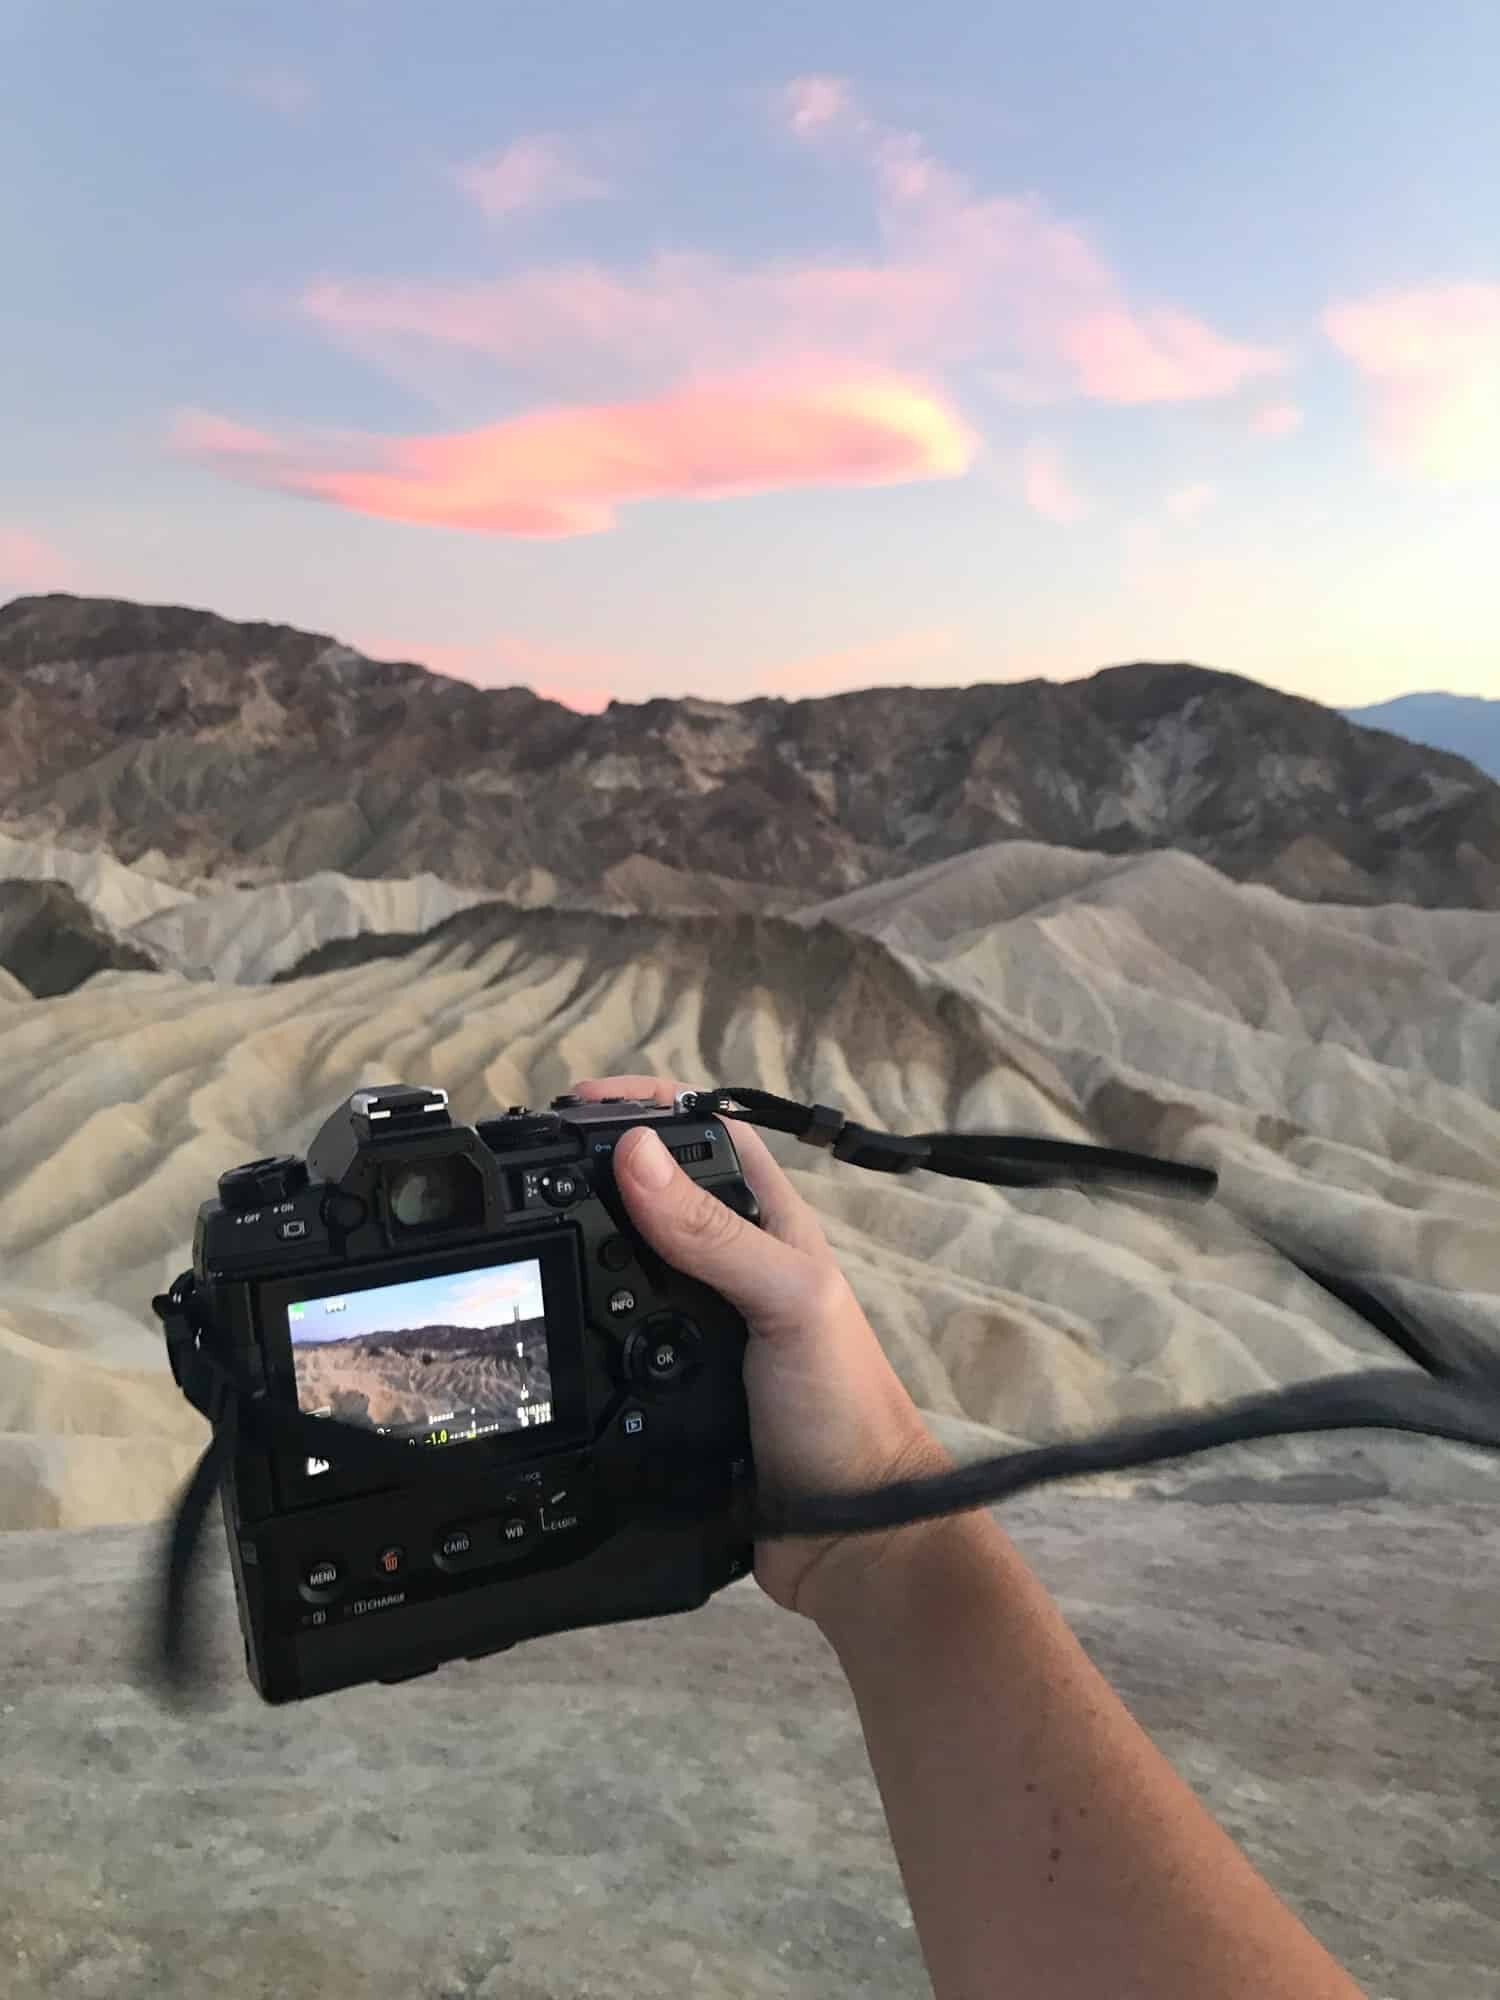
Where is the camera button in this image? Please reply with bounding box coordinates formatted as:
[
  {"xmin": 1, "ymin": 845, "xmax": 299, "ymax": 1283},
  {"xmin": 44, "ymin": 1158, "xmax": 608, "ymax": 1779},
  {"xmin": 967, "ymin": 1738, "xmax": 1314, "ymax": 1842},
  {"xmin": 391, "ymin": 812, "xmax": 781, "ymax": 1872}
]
[
  {"xmin": 320, "ymin": 1191, "xmax": 367, "ymax": 1233},
  {"xmin": 299, "ymin": 1557, "xmax": 343, "ymax": 1602},
  {"xmin": 496, "ymin": 1512, "xmax": 538, "ymax": 1559},
  {"xmin": 713, "ymin": 1178, "xmax": 761, "ymax": 1224},
  {"xmin": 435, "ymin": 1526, "xmax": 483, "ymax": 1572},
  {"xmin": 540, "ymin": 1168, "xmax": 584, "ymax": 1207},
  {"xmin": 598, "ymin": 1233, "xmax": 634, "ymax": 1272},
  {"xmin": 624, "ymin": 1314, "xmax": 703, "ymax": 1391}
]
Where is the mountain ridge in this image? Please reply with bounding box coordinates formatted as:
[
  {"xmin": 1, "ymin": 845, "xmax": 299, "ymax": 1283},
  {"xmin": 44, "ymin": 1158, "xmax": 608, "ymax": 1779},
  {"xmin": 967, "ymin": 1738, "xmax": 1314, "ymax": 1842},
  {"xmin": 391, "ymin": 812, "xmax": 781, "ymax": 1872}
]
[
  {"xmin": 3, "ymin": 591, "xmax": 1497, "ymax": 911},
  {"xmin": 1342, "ymin": 692, "xmax": 1500, "ymax": 784}
]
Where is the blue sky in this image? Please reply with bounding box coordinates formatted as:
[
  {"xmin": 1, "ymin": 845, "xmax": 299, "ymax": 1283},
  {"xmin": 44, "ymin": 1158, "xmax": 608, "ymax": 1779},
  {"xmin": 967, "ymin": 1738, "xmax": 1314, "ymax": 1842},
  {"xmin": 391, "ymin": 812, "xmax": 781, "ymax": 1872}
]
[
  {"xmin": 289, "ymin": 1257, "xmax": 545, "ymax": 1344},
  {"xmin": 2, "ymin": 0, "xmax": 1496, "ymax": 709}
]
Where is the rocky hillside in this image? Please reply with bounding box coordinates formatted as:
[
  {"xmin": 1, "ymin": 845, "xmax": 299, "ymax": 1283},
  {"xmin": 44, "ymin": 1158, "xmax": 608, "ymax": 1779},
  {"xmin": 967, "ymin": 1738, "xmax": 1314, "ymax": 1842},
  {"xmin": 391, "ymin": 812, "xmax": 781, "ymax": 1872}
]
[
  {"xmin": 0, "ymin": 880, "xmax": 158, "ymax": 996},
  {"xmin": 3, "ymin": 593, "xmax": 1497, "ymax": 910}
]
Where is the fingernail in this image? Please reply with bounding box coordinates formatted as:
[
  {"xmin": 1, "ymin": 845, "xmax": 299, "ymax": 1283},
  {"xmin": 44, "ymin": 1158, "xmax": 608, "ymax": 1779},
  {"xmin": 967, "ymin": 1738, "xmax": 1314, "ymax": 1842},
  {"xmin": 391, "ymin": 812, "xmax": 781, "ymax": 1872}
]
[{"xmin": 625, "ymin": 1128, "xmax": 673, "ymax": 1189}]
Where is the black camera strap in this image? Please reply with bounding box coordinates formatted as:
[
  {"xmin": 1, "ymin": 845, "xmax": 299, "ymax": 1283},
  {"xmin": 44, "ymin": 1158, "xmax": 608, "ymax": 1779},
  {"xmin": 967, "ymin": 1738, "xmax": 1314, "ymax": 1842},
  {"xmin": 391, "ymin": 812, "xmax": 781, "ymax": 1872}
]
[
  {"xmin": 679, "ymin": 1085, "xmax": 1500, "ymax": 1496},
  {"xmin": 147, "ymin": 1085, "xmax": 1500, "ymax": 1694}
]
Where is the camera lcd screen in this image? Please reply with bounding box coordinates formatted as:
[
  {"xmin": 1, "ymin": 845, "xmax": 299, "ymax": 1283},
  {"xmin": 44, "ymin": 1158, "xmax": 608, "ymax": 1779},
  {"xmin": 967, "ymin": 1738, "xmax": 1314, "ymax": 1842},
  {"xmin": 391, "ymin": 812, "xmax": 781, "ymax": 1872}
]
[{"xmin": 288, "ymin": 1255, "xmax": 553, "ymax": 1450}]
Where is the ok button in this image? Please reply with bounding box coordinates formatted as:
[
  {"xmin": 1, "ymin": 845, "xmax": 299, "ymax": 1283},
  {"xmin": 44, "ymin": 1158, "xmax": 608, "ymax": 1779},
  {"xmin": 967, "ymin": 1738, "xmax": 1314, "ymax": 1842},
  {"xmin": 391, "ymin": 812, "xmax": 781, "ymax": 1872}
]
[{"xmin": 626, "ymin": 1314, "xmax": 701, "ymax": 1390}]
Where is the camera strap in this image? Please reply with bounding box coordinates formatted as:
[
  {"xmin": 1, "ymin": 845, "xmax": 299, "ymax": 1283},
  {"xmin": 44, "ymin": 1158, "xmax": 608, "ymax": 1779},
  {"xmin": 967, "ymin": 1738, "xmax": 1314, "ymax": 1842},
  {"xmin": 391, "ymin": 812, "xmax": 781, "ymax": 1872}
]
[
  {"xmin": 678, "ymin": 1088, "xmax": 1500, "ymax": 1527},
  {"xmin": 146, "ymin": 1085, "xmax": 1500, "ymax": 1695}
]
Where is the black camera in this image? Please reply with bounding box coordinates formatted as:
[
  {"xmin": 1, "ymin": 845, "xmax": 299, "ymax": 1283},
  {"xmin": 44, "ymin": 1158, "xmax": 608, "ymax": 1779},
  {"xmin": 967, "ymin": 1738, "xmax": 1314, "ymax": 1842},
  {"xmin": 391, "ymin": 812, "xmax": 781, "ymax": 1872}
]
[{"xmin": 183, "ymin": 1085, "xmax": 759, "ymax": 1704}]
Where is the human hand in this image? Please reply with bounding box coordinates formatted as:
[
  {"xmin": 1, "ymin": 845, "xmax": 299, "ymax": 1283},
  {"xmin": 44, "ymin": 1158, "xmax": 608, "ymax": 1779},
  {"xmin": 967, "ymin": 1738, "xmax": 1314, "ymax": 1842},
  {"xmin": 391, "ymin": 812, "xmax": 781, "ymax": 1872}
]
[{"xmin": 567, "ymin": 1075, "xmax": 956, "ymax": 1626}]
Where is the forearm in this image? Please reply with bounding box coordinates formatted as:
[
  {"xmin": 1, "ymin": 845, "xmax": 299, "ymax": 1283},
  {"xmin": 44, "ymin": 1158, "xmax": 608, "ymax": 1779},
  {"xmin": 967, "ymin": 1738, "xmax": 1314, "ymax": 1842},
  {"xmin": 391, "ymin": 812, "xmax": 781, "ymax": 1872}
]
[{"xmin": 817, "ymin": 1509, "xmax": 1368, "ymax": 2000}]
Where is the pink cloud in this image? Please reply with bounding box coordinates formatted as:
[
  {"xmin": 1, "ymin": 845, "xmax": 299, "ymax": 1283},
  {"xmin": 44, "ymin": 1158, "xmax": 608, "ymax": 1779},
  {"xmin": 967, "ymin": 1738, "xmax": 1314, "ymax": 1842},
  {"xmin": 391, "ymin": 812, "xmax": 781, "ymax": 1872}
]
[
  {"xmin": 298, "ymin": 79, "xmax": 1289, "ymax": 414},
  {"xmin": 1021, "ymin": 442, "xmax": 1090, "ymax": 523},
  {"xmin": 1250, "ymin": 400, "xmax": 1304, "ymax": 437},
  {"xmin": 1323, "ymin": 283, "xmax": 1500, "ymax": 482},
  {"xmin": 0, "ymin": 527, "xmax": 75, "ymax": 592},
  {"xmin": 1165, "ymin": 481, "xmax": 1217, "ymax": 520},
  {"xmin": 299, "ymin": 256, "xmax": 961, "ymax": 400},
  {"xmin": 175, "ymin": 413, "xmax": 284, "ymax": 456},
  {"xmin": 778, "ymin": 76, "xmax": 1287, "ymax": 405},
  {"xmin": 453, "ymin": 136, "xmax": 610, "ymax": 220},
  {"xmin": 781, "ymin": 77, "xmax": 858, "ymax": 138},
  {"xmin": 173, "ymin": 370, "xmax": 977, "ymax": 538},
  {"xmin": 1059, "ymin": 309, "xmax": 1284, "ymax": 404}
]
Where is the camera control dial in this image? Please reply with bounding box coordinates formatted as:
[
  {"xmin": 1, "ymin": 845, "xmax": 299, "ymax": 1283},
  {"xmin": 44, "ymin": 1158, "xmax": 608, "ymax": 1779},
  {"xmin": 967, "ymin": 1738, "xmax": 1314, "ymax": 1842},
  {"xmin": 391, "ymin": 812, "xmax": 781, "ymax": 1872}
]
[
  {"xmin": 218, "ymin": 1155, "xmax": 310, "ymax": 1212},
  {"xmin": 483, "ymin": 1110, "xmax": 561, "ymax": 1150}
]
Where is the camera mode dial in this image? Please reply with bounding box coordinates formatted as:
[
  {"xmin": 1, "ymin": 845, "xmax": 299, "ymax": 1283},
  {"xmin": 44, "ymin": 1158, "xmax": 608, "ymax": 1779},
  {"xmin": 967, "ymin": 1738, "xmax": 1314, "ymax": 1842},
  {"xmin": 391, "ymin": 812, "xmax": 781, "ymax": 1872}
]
[{"xmin": 218, "ymin": 1155, "xmax": 309, "ymax": 1212}]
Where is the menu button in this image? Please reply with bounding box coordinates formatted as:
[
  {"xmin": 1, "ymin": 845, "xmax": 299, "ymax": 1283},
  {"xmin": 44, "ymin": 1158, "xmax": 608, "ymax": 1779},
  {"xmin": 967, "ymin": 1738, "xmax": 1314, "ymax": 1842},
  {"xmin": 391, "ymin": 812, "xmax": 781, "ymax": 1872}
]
[{"xmin": 299, "ymin": 1557, "xmax": 343, "ymax": 1603}]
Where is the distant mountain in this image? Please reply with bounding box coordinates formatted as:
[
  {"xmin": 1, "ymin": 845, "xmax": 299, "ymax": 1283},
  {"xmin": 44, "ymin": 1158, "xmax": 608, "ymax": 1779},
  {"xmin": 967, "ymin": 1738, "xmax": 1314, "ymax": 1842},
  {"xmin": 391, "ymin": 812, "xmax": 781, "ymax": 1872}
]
[
  {"xmin": 1342, "ymin": 694, "xmax": 1500, "ymax": 784},
  {"xmin": 2, "ymin": 592, "xmax": 1498, "ymax": 911}
]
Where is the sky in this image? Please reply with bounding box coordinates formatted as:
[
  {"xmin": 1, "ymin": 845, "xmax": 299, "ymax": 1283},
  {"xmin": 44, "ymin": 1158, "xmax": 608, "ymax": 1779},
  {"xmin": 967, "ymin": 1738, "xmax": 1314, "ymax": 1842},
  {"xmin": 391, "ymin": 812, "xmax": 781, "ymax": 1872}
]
[
  {"xmin": 1, "ymin": 0, "xmax": 1496, "ymax": 712},
  {"xmin": 289, "ymin": 1258, "xmax": 545, "ymax": 1344}
]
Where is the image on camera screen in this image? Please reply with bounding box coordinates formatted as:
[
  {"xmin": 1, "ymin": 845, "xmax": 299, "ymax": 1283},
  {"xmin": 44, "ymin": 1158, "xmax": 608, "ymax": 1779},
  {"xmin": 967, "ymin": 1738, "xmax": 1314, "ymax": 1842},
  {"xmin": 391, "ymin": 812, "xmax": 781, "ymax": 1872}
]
[{"xmin": 288, "ymin": 1257, "xmax": 553, "ymax": 1450}]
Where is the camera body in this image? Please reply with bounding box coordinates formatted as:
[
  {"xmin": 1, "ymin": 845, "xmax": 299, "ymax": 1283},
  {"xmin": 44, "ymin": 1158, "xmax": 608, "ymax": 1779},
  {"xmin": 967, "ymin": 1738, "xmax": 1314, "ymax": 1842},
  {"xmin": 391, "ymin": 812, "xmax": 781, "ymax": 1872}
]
[{"xmin": 194, "ymin": 1086, "xmax": 758, "ymax": 1704}]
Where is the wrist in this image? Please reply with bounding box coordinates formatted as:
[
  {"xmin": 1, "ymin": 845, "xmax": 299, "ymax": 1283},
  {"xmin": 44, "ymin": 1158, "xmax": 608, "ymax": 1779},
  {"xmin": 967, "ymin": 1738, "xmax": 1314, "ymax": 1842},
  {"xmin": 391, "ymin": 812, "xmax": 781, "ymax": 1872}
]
[
  {"xmin": 803, "ymin": 1452, "xmax": 1006, "ymax": 1646},
  {"xmin": 824, "ymin": 1504, "xmax": 1012, "ymax": 1648}
]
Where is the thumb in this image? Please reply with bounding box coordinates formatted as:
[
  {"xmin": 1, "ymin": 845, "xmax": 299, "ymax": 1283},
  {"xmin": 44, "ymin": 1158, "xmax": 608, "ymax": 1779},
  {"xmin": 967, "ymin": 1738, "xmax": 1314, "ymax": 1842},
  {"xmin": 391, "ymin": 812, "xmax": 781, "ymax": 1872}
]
[{"xmin": 612, "ymin": 1124, "xmax": 816, "ymax": 1330}]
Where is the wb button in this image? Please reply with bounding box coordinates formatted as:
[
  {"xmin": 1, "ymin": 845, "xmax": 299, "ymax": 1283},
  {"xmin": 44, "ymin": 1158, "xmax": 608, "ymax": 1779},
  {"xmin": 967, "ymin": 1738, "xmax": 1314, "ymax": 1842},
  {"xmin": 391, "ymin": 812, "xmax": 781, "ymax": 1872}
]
[{"xmin": 495, "ymin": 1513, "xmax": 539, "ymax": 1562}]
